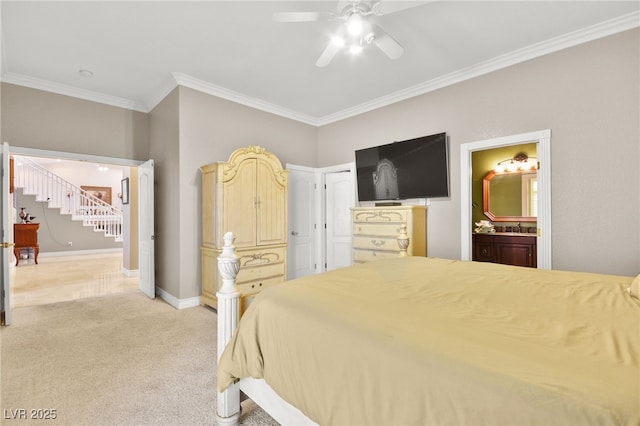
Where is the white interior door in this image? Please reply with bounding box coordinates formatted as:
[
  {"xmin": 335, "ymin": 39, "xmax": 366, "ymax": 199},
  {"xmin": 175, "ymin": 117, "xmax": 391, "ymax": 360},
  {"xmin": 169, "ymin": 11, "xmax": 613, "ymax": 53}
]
[
  {"xmin": 1, "ymin": 143, "xmax": 11, "ymax": 325},
  {"xmin": 287, "ymin": 166, "xmax": 317, "ymax": 279},
  {"xmin": 325, "ymin": 171, "xmax": 355, "ymax": 271},
  {"xmin": 138, "ymin": 159, "xmax": 155, "ymax": 298}
]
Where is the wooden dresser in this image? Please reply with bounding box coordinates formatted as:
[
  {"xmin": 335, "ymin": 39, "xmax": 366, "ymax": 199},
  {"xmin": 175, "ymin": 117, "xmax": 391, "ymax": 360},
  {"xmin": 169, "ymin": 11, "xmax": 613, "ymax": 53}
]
[
  {"xmin": 472, "ymin": 233, "xmax": 537, "ymax": 268},
  {"xmin": 200, "ymin": 146, "xmax": 288, "ymax": 309},
  {"xmin": 14, "ymin": 223, "xmax": 39, "ymax": 266},
  {"xmin": 351, "ymin": 206, "xmax": 426, "ymax": 263}
]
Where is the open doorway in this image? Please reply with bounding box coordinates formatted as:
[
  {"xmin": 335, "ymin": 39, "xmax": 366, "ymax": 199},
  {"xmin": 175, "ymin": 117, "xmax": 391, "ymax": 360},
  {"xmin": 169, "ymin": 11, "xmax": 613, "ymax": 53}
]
[
  {"xmin": 9, "ymin": 151, "xmax": 137, "ymax": 308},
  {"xmin": 460, "ymin": 129, "xmax": 551, "ymax": 269}
]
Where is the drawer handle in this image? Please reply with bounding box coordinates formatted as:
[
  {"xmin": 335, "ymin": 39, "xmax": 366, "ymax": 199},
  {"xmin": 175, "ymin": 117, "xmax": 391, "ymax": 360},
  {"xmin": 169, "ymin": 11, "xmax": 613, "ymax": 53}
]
[{"xmin": 371, "ymin": 239, "xmax": 386, "ymax": 246}]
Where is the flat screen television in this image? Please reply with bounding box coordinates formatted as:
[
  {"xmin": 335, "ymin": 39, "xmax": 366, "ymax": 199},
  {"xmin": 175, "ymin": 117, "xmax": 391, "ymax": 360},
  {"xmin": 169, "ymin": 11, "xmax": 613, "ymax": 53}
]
[{"xmin": 355, "ymin": 133, "xmax": 449, "ymax": 202}]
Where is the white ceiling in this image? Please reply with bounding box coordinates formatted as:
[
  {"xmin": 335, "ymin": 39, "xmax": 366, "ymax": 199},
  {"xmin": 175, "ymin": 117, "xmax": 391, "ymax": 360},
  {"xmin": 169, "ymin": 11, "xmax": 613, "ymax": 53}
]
[{"xmin": 2, "ymin": 1, "xmax": 638, "ymax": 126}]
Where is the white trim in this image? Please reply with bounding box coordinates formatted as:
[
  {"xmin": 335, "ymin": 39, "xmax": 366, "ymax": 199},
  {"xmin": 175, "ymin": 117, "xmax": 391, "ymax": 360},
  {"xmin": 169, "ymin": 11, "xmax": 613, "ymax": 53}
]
[
  {"xmin": 39, "ymin": 248, "xmax": 122, "ymax": 258},
  {"xmin": 122, "ymin": 268, "xmax": 139, "ymax": 278},
  {"xmin": 285, "ymin": 162, "xmax": 356, "ymax": 274},
  {"xmin": 155, "ymin": 287, "xmax": 201, "ymax": 310},
  {"xmin": 172, "ymin": 73, "xmax": 319, "ymax": 126},
  {"xmin": 2, "ymin": 11, "xmax": 636, "ymax": 124},
  {"xmin": 8, "ymin": 146, "xmax": 145, "ymax": 167},
  {"xmin": 144, "ymin": 74, "xmax": 179, "ymax": 112},
  {"xmin": 1, "ymin": 72, "xmax": 148, "ymax": 112},
  {"xmin": 460, "ymin": 130, "xmax": 552, "ymax": 269}
]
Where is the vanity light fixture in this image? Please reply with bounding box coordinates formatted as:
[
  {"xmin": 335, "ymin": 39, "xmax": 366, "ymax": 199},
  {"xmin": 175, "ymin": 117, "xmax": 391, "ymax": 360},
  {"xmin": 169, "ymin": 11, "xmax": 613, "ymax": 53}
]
[
  {"xmin": 495, "ymin": 153, "xmax": 538, "ymax": 173},
  {"xmin": 97, "ymin": 164, "xmax": 109, "ymax": 172}
]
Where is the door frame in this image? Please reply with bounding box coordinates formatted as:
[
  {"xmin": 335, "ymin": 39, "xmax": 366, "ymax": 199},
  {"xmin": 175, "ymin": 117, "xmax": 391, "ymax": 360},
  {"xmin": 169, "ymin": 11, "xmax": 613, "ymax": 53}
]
[
  {"xmin": 286, "ymin": 162, "xmax": 356, "ymax": 275},
  {"xmin": 2, "ymin": 145, "xmax": 153, "ymax": 325},
  {"xmin": 1, "ymin": 143, "xmax": 11, "ymax": 325},
  {"xmin": 460, "ymin": 129, "xmax": 552, "ymax": 269}
]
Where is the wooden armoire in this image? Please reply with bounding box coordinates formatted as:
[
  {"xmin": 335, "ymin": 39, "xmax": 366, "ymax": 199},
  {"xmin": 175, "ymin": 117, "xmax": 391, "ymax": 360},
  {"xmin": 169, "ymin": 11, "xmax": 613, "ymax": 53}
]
[{"xmin": 200, "ymin": 146, "xmax": 288, "ymax": 309}]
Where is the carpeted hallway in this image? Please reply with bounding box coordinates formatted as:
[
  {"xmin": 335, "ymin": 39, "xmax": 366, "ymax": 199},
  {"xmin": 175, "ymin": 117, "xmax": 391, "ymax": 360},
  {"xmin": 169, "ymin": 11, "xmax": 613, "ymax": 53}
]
[{"xmin": 0, "ymin": 291, "xmax": 277, "ymax": 425}]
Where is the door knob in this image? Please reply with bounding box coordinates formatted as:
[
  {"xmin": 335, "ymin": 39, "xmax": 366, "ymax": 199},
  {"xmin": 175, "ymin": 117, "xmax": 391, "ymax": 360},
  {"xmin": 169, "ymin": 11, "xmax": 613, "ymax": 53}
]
[
  {"xmin": 291, "ymin": 231, "xmax": 299, "ymax": 236},
  {"xmin": 2, "ymin": 242, "xmax": 15, "ymax": 249}
]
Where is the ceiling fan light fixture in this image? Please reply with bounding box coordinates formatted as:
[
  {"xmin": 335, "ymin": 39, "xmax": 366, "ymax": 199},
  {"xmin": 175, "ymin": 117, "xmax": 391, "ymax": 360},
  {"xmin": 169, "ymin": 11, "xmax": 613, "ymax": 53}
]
[{"xmin": 346, "ymin": 13, "xmax": 364, "ymax": 36}]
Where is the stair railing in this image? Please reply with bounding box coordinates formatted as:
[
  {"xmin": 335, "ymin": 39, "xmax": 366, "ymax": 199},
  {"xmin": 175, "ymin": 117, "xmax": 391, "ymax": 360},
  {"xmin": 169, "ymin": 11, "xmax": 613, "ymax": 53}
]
[{"xmin": 13, "ymin": 156, "xmax": 124, "ymax": 242}]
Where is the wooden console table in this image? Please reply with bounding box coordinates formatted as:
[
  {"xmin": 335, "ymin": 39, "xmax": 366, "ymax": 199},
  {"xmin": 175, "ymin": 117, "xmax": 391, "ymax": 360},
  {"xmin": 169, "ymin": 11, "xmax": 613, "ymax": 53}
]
[{"xmin": 14, "ymin": 223, "xmax": 39, "ymax": 266}]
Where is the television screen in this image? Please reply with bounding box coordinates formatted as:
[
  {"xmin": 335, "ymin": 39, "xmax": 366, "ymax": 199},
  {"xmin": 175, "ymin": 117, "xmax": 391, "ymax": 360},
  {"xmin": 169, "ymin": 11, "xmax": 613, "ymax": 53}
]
[{"xmin": 355, "ymin": 133, "xmax": 449, "ymax": 202}]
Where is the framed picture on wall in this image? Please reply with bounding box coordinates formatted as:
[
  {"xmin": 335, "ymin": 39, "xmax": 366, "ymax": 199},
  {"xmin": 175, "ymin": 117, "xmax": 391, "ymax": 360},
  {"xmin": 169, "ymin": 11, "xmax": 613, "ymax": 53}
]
[
  {"xmin": 81, "ymin": 185, "xmax": 112, "ymax": 205},
  {"xmin": 121, "ymin": 178, "xmax": 129, "ymax": 205}
]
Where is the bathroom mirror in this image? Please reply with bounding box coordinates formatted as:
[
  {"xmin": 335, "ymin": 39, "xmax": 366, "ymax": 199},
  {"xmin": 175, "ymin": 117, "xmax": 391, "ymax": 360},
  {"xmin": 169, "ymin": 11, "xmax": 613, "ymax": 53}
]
[{"xmin": 482, "ymin": 170, "xmax": 537, "ymax": 222}]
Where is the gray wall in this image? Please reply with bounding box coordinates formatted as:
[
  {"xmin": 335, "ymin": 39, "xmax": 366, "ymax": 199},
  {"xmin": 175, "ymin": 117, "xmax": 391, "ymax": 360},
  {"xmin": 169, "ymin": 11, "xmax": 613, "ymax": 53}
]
[
  {"xmin": 148, "ymin": 87, "xmax": 317, "ymax": 300},
  {"xmin": 316, "ymin": 28, "xmax": 639, "ymax": 276},
  {"xmin": 1, "ymin": 84, "xmax": 149, "ymax": 160},
  {"xmin": 16, "ymin": 189, "xmax": 122, "ymax": 253},
  {"xmin": 163, "ymin": 87, "xmax": 317, "ymax": 300},
  {"xmin": 148, "ymin": 88, "xmax": 180, "ymax": 298}
]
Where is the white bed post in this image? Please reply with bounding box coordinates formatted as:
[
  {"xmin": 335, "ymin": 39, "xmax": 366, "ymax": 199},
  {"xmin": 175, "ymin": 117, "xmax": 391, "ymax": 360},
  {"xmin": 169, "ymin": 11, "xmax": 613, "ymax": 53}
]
[{"xmin": 217, "ymin": 232, "xmax": 241, "ymax": 426}]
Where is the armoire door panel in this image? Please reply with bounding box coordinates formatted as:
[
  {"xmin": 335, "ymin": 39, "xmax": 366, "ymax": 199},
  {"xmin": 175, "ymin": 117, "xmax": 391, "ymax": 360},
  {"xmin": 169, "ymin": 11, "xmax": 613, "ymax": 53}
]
[
  {"xmin": 256, "ymin": 159, "xmax": 287, "ymax": 246},
  {"xmin": 224, "ymin": 159, "xmax": 257, "ymax": 248}
]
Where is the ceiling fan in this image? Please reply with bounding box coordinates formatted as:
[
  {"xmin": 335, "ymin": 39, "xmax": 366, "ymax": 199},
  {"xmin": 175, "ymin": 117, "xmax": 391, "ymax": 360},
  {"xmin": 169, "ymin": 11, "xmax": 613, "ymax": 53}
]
[{"xmin": 273, "ymin": 1, "xmax": 426, "ymax": 67}]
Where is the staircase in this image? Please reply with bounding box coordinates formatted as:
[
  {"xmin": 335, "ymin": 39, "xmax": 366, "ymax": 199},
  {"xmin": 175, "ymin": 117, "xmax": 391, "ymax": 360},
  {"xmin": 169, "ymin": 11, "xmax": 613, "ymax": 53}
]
[{"xmin": 13, "ymin": 156, "xmax": 124, "ymax": 242}]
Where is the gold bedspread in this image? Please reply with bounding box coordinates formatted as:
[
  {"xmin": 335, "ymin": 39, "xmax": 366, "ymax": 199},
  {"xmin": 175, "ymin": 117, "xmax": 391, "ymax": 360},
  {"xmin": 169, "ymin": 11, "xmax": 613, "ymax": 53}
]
[{"xmin": 218, "ymin": 257, "xmax": 640, "ymax": 425}]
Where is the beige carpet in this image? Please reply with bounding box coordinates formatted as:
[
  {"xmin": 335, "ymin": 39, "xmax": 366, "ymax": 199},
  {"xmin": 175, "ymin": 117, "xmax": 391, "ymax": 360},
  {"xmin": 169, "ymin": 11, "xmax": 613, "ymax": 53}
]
[{"xmin": 0, "ymin": 291, "xmax": 277, "ymax": 425}]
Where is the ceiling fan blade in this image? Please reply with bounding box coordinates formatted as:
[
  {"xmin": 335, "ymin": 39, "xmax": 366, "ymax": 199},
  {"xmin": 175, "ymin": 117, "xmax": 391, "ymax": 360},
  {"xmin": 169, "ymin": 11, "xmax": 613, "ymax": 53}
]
[
  {"xmin": 371, "ymin": 0, "xmax": 431, "ymax": 16},
  {"xmin": 272, "ymin": 11, "xmax": 335, "ymax": 23},
  {"xmin": 372, "ymin": 25, "xmax": 404, "ymax": 59},
  {"xmin": 316, "ymin": 41, "xmax": 341, "ymax": 67}
]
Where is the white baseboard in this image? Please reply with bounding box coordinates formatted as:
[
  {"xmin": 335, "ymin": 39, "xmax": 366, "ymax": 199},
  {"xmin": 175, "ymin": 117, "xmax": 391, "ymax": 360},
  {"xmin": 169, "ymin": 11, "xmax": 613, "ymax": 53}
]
[
  {"xmin": 40, "ymin": 248, "xmax": 122, "ymax": 257},
  {"xmin": 156, "ymin": 287, "xmax": 201, "ymax": 310},
  {"xmin": 122, "ymin": 268, "xmax": 139, "ymax": 277}
]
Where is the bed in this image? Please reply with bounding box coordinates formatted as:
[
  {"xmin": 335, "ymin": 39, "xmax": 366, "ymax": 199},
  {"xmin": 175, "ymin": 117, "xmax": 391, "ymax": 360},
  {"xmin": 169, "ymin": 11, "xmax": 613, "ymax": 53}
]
[{"xmin": 215, "ymin": 232, "xmax": 640, "ymax": 425}]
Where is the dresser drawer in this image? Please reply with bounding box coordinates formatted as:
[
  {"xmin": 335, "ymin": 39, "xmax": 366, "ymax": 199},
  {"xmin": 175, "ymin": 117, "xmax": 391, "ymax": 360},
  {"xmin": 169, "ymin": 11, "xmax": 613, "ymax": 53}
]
[
  {"xmin": 353, "ymin": 209, "xmax": 408, "ymax": 223},
  {"xmin": 353, "ymin": 222, "xmax": 404, "ymax": 237},
  {"xmin": 237, "ymin": 274, "xmax": 284, "ymax": 296},
  {"xmin": 353, "ymin": 249, "xmax": 399, "ymax": 263},
  {"xmin": 237, "ymin": 262, "xmax": 285, "ymax": 284},
  {"xmin": 237, "ymin": 246, "xmax": 286, "ymax": 267},
  {"xmin": 353, "ymin": 235, "xmax": 400, "ymax": 251}
]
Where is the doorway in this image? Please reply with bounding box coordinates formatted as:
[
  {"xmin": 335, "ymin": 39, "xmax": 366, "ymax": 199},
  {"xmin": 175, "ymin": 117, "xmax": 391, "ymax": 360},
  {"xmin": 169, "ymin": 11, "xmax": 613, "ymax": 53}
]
[
  {"xmin": 286, "ymin": 163, "xmax": 356, "ymax": 279},
  {"xmin": 10, "ymin": 154, "xmax": 133, "ymax": 308},
  {"xmin": 2, "ymin": 145, "xmax": 154, "ymax": 325},
  {"xmin": 460, "ymin": 129, "xmax": 551, "ymax": 269}
]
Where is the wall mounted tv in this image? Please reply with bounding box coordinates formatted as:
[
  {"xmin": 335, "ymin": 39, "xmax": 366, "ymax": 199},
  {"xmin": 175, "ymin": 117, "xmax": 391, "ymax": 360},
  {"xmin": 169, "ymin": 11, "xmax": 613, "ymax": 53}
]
[{"xmin": 355, "ymin": 132, "xmax": 449, "ymax": 202}]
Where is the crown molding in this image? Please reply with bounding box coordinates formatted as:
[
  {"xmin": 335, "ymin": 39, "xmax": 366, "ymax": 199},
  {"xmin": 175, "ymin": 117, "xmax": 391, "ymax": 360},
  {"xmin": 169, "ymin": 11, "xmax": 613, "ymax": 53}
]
[
  {"xmin": 316, "ymin": 10, "xmax": 640, "ymax": 126},
  {"xmin": 1, "ymin": 10, "xmax": 637, "ymax": 125},
  {"xmin": 144, "ymin": 75, "xmax": 179, "ymax": 112},
  {"xmin": 171, "ymin": 72, "xmax": 320, "ymax": 126},
  {"xmin": 1, "ymin": 72, "xmax": 149, "ymax": 112}
]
